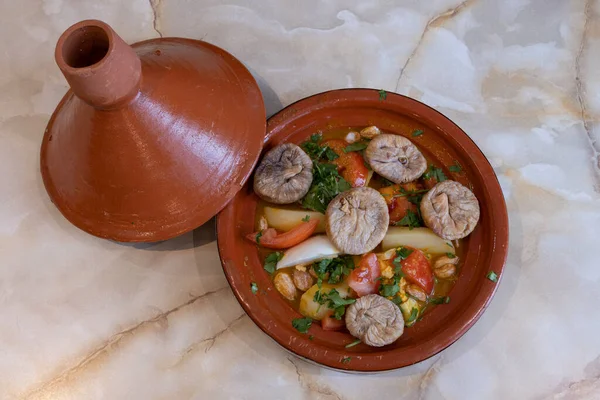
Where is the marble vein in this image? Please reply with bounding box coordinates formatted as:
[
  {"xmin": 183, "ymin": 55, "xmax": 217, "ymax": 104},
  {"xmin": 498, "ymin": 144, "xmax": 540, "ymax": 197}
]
[
  {"xmin": 174, "ymin": 313, "xmax": 247, "ymax": 366},
  {"xmin": 22, "ymin": 286, "xmax": 230, "ymax": 399},
  {"xmin": 150, "ymin": 0, "xmax": 164, "ymax": 37},
  {"xmin": 575, "ymin": 0, "xmax": 600, "ymax": 189},
  {"xmin": 394, "ymin": 0, "xmax": 476, "ymax": 91},
  {"xmin": 540, "ymin": 355, "xmax": 600, "ymax": 399},
  {"xmin": 287, "ymin": 357, "xmax": 343, "ymax": 400},
  {"xmin": 417, "ymin": 355, "xmax": 444, "ymax": 400}
]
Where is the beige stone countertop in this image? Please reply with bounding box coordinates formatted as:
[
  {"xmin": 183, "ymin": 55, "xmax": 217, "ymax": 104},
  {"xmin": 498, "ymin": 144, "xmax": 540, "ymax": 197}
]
[{"xmin": 1, "ymin": 0, "xmax": 599, "ymax": 399}]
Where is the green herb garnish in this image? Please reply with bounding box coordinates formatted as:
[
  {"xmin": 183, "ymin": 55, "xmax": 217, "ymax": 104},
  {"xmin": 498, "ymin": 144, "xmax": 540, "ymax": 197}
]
[
  {"xmin": 250, "ymin": 282, "xmax": 258, "ymax": 294},
  {"xmin": 412, "ymin": 129, "xmax": 424, "ymax": 137},
  {"xmin": 407, "ymin": 307, "xmax": 419, "ymax": 323},
  {"xmin": 449, "ymin": 161, "xmax": 462, "ymax": 173},
  {"xmin": 343, "ymin": 142, "xmax": 368, "ymax": 153},
  {"xmin": 263, "ymin": 251, "xmax": 283, "ymax": 274},
  {"xmin": 487, "ymin": 271, "xmax": 498, "ymax": 283},
  {"xmin": 301, "ymin": 215, "xmax": 310, "ymax": 222},
  {"xmin": 302, "ymin": 161, "xmax": 351, "ymax": 213},
  {"xmin": 380, "ymin": 248, "xmax": 410, "ymax": 298},
  {"xmin": 310, "ymin": 133, "xmax": 322, "ymax": 142},
  {"xmin": 308, "ymin": 335, "xmax": 314, "ymax": 341},
  {"xmin": 393, "ymin": 247, "xmax": 412, "ymax": 267},
  {"xmin": 345, "ymin": 339, "xmax": 361, "ymax": 348},
  {"xmin": 311, "ymin": 255, "xmax": 355, "ymax": 286},
  {"xmin": 422, "ymin": 164, "xmax": 447, "ymax": 182},
  {"xmin": 313, "ymin": 288, "xmax": 356, "ymax": 320},
  {"xmin": 255, "ymin": 231, "xmax": 262, "ymax": 244},
  {"xmin": 445, "ymin": 252, "xmax": 456, "ymax": 259},
  {"xmin": 378, "ymin": 89, "xmax": 387, "ymax": 101},
  {"xmin": 380, "ymin": 283, "xmax": 400, "ymax": 297},
  {"xmin": 341, "ymin": 356, "xmax": 352, "ymax": 364},
  {"xmin": 395, "ymin": 209, "xmax": 422, "ymax": 229},
  {"xmin": 380, "ymin": 177, "xmax": 395, "ymax": 187},
  {"xmin": 300, "ymin": 132, "xmax": 339, "ymax": 162},
  {"xmin": 430, "ymin": 296, "xmax": 451, "ymax": 305},
  {"xmin": 292, "ymin": 317, "xmax": 312, "ymax": 333},
  {"xmin": 324, "ymin": 146, "xmax": 339, "ymax": 161}
]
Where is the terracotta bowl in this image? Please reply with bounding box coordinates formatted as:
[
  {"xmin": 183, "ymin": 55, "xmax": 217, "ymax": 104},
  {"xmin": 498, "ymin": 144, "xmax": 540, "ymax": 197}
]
[{"xmin": 216, "ymin": 89, "xmax": 508, "ymax": 372}]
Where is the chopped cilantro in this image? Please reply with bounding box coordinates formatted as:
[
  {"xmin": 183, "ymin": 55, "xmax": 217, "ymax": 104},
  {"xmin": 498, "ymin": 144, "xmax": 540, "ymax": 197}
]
[
  {"xmin": 393, "ymin": 247, "xmax": 412, "ymax": 267},
  {"xmin": 300, "ymin": 133, "xmax": 339, "ymax": 162},
  {"xmin": 313, "ymin": 288, "xmax": 356, "ymax": 320},
  {"xmin": 378, "ymin": 89, "xmax": 387, "ymax": 101},
  {"xmin": 430, "ymin": 296, "xmax": 451, "ymax": 305},
  {"xmin": 345, "ymin": 339, "xmax": 361, "ymax": 348},
  {"xmin": 380, "ymin": 177, "xmax": 395, "ymax": 187},
  {"xmin": 333, "ymin": 305, "xmax": 346, "ymax": 320},
  {"xmin": 412, "ymin": 129, "xmax": 424, "ymax": 137},
  {"xmin": 310, "ymin": 133, "xmax": 322, "ymax": 142},
  {"xmin": 308, "ymin": 335, "xmax": 314, "ymax": 341},
  {"xmin": 487, "ymin": 271, "xmax": 498, "ymax": 283},
  {"xmin": 380, "ymin": 283, "xmax": 400, "ymax": 297},
  {"xmin": 263, "ymin": 252, "xmax": 283, "ymax": 274},
  {"xmin": 301, "ymin": 215, "xmax": 310, "ymax": 222},
  {"xmin": 391, "ymin": 296, "xmax": 404, "ymax": 305},
  {"xmin": 449, "ymin": 161, "xmax": 462, "ymax": 173},
  {"xmin": 407, "ymin": 307, "xmax": 419, "ymax": 323},
  {"xmin": 380, "ymin": 248, "xmax": 410, "ymax": 298},
  {"xmin": 250, "ymin": 282, "xmax": 258, "ymax": 294},
  {"xmin": 311, "ymin": 256, "xmax": 354, "ymax": 285},
  {"xmin": 302, "ymin": 161, "xmax": 351, "ymax": 213},
  {"xmin": 255, "ymin": 231, "xmax": 262, "ymax": 244},
  {"xmin": 341, "ymin": 356, "xmax": 352, "ymax": 364},
  {"xmin": 312, "ymin": 289, "xmax": 323, "ymax": 303},
  {"xmin": 445, "ymin": 252, "xmax": 456, "ymax": 259},
  {"xmin": 292, "ymin": 317, "xmax": 312, "ymax": 333},
  {"xmin": 422, "ymin": 164, "xmax": 447, "ymax": 182},
  {"xmin": 396, "ymin": 209, "xmax": 422, "ymax": 229},
  {"xmin": 324, "ymin": 146, "xmax": 339, "ymax": 161},
  {"xmin": 343, "ymin": 142, "xmax": 368, "ymax": 153}
]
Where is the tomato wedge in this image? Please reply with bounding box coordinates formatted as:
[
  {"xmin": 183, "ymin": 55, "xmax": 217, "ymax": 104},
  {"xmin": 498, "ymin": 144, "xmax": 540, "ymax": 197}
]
[
  {"xmin": 246, "ymin": 219, "xmax": 318, "ymax": 249},
  {"xmin": 378, "ymin": 183, "xmax": 423, "ymax": 225},
  {"xmin": 323, "ymin": 139, "xmax": 369, "ymax": 187},
  {"xmin": 401, "ymin": 248, "xmax": 434, "ymax": 293},
  {"xmin": 348, "ymin": 253, "xmax": 381, "ymax": 297},
  {"xmin": 322, "ymin": 315, "xmax": 346, "ymax": 331}
]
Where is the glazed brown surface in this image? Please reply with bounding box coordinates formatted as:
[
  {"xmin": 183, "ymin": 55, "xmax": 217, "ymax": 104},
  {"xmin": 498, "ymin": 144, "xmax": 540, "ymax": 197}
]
[
  {"xmin": 41, "ymin": 20, "xmax": 266, "ymax": 242},
  {"xmin": 217, "ymin": 89, "xmax": 508, "ymax": 372}
]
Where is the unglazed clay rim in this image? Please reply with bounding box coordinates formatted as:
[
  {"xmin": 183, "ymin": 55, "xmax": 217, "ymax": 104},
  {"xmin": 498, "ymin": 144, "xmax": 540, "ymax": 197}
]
[
  {"xmin": 41, "ymin": 37, "xmax": 266, "ymax": 242},
  {"xmin": 216, "ymin": 88, "xmax": 509, "ymax": 372}
]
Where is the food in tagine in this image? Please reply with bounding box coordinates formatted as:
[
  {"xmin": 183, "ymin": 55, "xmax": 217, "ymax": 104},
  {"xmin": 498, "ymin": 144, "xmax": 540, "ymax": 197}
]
[{"xmin": 245, "ymin": 126, "xmax": 481, "ymax": 347}]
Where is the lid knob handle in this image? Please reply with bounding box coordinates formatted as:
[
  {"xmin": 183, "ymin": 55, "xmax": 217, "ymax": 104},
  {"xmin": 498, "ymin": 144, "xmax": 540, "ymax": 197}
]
[{"xmin": 55, "ymin": 20, "xmax": 141, "ymax": 109}]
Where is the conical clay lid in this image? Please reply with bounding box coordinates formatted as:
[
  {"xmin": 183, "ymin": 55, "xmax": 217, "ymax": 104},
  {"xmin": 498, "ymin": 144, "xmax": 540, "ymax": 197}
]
[{"xmin": 41, "ymin": 20, "xmax": 266, "ymax": 242}]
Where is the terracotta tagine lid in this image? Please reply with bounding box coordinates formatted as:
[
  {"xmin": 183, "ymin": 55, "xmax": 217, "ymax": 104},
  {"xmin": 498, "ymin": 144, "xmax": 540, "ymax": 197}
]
[{"xmin": 40, "ymin": 20, "xmax": 266, "ymax": 242}]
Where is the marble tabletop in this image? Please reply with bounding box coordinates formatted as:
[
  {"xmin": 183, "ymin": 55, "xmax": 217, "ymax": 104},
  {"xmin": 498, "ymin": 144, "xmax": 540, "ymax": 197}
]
[{"xmin": 1, "ymin": 0, "xmax": 599, "ymax": 399}]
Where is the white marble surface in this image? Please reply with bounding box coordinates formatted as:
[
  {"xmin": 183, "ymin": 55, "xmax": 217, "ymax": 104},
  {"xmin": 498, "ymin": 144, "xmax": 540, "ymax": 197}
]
[{"xmin": 1, "ymin": 0, "xmax": 599, "ymax": 399}]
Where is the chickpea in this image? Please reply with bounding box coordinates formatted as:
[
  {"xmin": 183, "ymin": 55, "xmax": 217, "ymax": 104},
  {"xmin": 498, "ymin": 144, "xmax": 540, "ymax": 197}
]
[
  {"xmin": 433, "ymin": 255, "xmax": 459, "ymax": 270},
  {"xmin": 292, "ymin": 269, "xmax": 314, "ymax": 291},
  {"xmin": 434, "ymin": 263, "xmax": 456, "ymax": 279},
  {"xmin": 406, "ymin": 284, "xmax": 427, "ymax": 302},
  {"xmin": 274, "ymin": 272, "xmax": 296, "ymax": 301},
  {"xmin": 360, "ymin": 125, "xmax": 381, "ymax": 139}
]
